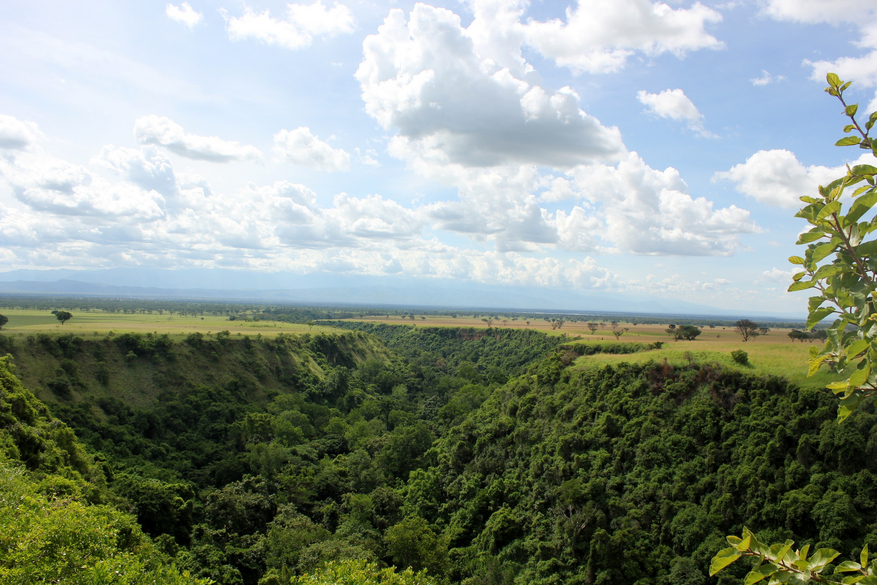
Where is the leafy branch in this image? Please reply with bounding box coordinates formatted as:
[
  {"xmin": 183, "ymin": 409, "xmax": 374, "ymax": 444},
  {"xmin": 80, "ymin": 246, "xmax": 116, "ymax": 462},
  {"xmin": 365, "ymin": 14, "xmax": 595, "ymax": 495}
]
[{"xmin": 710, "ymin": 528, "xmax": 872, "ymax": 585}]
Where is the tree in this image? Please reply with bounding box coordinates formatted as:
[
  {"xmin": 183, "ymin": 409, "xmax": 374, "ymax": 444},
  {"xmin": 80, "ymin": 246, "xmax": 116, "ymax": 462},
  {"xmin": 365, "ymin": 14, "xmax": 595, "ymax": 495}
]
[
  {"xmin": 55, "ymin": 311, "xmax": 72, "ymax": 325},
  {"xmin": 712, "ymin": 73, "xmax": 877, "ymax": 584},
  {"xmin": 733, "ymin": 319, "xmax": 761, "ymax": 342},
  {"xmin": 676, "ymin": 325, "xmax": 702, "ymax": 341},
  {"xmin": 587, "ymin": 323, "xmax": 598, "ymax": 334},
  {"xmin": 612, "ymin": 327, "xmax": 628, "ymax": 341},
  {"xmin": 0, "ymin": 314, "xmax": 7, "ymax": 330}
]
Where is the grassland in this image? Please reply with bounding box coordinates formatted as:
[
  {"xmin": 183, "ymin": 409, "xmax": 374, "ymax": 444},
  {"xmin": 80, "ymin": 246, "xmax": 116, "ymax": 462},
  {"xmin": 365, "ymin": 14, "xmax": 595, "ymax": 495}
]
[
  {"xmin": 0, "ymin": 308, "xmax": 834, "ymax": 389},
  {"xmin": 0, "ymin": 308, "xmax": 337, "ymax": 338},
  {"xmin": 336, "ymin": 315, "xmax": 836, "ymax": 389}
]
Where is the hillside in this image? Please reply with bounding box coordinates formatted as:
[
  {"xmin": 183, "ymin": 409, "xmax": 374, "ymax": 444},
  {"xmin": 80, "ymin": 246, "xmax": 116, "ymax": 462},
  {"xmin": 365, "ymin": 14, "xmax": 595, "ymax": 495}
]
[{"xmin": 0, "ymin": 326, "xmax": 872, "ymax": 585}]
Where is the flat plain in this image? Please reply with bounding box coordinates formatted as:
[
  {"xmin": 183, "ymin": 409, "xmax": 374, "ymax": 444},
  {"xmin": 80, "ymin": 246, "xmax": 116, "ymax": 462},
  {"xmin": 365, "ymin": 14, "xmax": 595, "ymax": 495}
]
[{"xmin": 0, "ymin": 308, "xmax": 835, "ymax": 389}]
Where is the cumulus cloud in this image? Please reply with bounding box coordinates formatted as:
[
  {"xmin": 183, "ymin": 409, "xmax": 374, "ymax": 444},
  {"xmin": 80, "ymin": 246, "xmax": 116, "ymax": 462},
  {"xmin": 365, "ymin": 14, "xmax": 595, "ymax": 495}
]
[
  {"xmin": 637, "ymin": 88, "xmax": 715, "ymax": 137},
  {"xmin": 356, "ymin": 4, "xmax": 626, "ymax": 169},
  {"xmin": 568, "ymin": 153, "xmax": 758, "ymax": 255},
  {"xmin": 750, "ymin": 70, "xmax": 784, "ymax": 86},
  {"xmin": 0, "ymin": 115, "xmax": 42, "ymax": 151},
  {"xmin": 761, "ymin": 0, "xmax": 877, "ymax": 86},
  {"xmin": 713, "ymin": 148, "xmax": 872, "ymax": 208},
  {"xmin": 221, "ymin": 1, "xmax": 354, "ymax": 50},
  {"xmin": 166, "ymin": 3, "xmax": 202, "ymax": 29},
  {"xmin": 133, "ymin": 115, "xmax": 262, "ymax": 162},
  {"xmin": 523, "ymin": 0, "xmax": 724, "ymax": 74},
  {"xmin": 273, "ymin": 127, "xmax": 350, "ymax": 171},
  {"xmin": 0, "ymin": 150, "xmax": 165, "ymax": 220}
]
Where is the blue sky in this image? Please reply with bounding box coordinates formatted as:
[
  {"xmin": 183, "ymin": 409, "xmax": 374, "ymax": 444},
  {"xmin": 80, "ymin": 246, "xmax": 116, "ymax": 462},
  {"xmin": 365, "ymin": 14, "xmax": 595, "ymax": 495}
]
[{"xmin": 1, "ymin": 0, "xmax": 876, "ymax": 314}]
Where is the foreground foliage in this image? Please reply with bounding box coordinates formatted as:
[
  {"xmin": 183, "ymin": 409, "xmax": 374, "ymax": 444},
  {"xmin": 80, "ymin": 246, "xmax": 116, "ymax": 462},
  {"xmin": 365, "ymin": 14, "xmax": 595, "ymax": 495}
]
[
  {"xmin": 0, "ymin": 356, "xmax": 207, "ymax": 584},
  {"xmin": 712, "ymin": 74, "xmax": 877, "ymax": 585}
]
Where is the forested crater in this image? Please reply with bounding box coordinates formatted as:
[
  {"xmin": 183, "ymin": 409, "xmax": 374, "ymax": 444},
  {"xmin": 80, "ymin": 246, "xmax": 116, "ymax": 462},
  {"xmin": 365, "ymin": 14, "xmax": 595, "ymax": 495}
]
[{"xmin": 0, "ymin": 327, "xmax": 873, "ymax": 584}]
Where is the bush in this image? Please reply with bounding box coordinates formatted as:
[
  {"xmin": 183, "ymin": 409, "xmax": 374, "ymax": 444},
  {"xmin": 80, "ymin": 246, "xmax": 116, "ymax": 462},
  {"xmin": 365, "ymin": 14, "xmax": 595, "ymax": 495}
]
[{"xmin": 730, "ymin": 349, "xmax": 749, "ymax": 365}]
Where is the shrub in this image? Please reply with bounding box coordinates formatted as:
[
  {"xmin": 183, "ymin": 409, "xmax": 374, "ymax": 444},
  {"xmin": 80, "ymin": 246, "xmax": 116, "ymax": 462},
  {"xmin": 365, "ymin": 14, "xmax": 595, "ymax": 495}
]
[{"xmin": 730, "ymin": 349, "xmax": 749, "ymax": 365}]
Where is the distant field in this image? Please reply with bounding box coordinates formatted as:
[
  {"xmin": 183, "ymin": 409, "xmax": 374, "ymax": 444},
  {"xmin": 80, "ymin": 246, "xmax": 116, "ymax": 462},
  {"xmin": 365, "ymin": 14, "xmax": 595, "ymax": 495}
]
[
  {"xmin": 0, "ymin": 309, "xmax": 834, "ymax": 389},
  {"xmin": 0, "ymin": 309, "xmax": 335, "ymax": 338},
  {"xmin": 337, "ymin": 315, "xmax": 835, "ymax": 388}
]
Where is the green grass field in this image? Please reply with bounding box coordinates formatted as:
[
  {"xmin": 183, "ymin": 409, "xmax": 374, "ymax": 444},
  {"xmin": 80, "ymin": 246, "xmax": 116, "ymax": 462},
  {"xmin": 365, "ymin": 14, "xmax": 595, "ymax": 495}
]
[
  {"xmin": 567, "ymin": 337, "xmax": 839, "ymax": 389},
  {"xmin": 0, "ymin": 309, "xmax": 337, "ymax": 338},
  {"xmin": 0, "ymin": 308, "xmax": 835, "ymax": 389}
]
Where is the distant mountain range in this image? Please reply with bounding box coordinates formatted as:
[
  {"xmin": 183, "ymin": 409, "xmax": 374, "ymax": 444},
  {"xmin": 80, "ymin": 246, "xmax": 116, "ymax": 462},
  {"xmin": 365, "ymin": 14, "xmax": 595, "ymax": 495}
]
[{"xmin": 0, "ymin": 268, "xmax": 805, "ymax": 321}]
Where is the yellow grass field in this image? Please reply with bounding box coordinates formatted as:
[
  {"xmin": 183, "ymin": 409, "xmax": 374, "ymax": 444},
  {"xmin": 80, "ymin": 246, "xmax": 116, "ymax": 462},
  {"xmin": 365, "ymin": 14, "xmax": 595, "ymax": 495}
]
[
  {"xmin": 0, "ymin": 309, "xmax": 336, "ymax": 338},
  {"xmin": 337, "ymin": 315, "xmax": 835, "ymax": 389},
  {"xmin": 0, "ymin": 309, "xmax": 833, "ymax": 389}
]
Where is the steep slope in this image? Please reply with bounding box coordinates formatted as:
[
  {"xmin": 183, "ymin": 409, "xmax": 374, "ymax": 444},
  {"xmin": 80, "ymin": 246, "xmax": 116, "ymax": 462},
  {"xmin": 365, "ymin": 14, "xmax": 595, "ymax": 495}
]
[
  {"xmin": 401, "ymin": 355, "xmax": 877, "ymax": 585},
  {"xmin": 0, "ymin": 355, "xmax": 207, "ymax": 584}
]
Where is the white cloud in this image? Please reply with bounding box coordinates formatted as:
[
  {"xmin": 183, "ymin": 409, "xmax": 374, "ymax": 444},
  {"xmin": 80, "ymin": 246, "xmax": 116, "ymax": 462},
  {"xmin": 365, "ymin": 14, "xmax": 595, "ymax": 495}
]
[
  {"xmin": 568, "ymin": 152, "xmax": 758, "ymax": 255},
  {"xmin": 0, "ymin": 115, "xmax": 42, "ymax": 151},
  {"xmin": 637, "ymin": 88, "xmax": 715, "ymax": 137},
  {"xmin": 222, "ymin": 1, "xmax": 354, "ymax": 50},
  {"xmin": 763, "ymin": 267, "xmax": 795, "ymax": 280},
  {"xmin": 761, "ymin": 0, "xmax": 877, "ymax": 86},
  {"xmin": 356, "ymin": 4, "xmax": 626, "ymax": 169},
  {"xmin": 273, "ymin": 127, "xmax": 350, "ymax": 171},
  {"xmin": 0, "ymin": 150, "xmax": 166, "ymax": 220},
  {"xmin": 713, "ymin": 148, "xmax": 872, "ymax": 208},
  {"xmin": 166, "ymin": 3, "xmax": 202, "ymax": 29},
  {"xmin": 522, "ymin": 0, "xmax": 724, "ymax": 74},
  {"xmin": 133, "ymin": 115, "xmax": 262, "ymax": 162},
  {"xmin": 750, "ymin": 70, "xmax": 784, "ymax": 86}
]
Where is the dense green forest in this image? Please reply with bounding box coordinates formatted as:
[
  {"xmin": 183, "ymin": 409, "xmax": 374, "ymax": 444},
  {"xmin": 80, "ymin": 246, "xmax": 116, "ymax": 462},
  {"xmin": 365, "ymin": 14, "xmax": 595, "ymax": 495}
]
[{"xmin": 0, "ymin": 324, "xmax": 873, "ymax": 584}]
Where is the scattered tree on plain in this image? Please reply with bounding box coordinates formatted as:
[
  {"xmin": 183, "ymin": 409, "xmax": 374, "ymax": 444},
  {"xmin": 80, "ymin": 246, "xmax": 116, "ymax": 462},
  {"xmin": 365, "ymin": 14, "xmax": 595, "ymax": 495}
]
[
  {"xmin": 0, "ymin": 314, "xmax": 7, "ymax": 330},
  {"xmin": 733, "ymin": 319, "xmax": 762, "ymax": 341},
  {"xmin": 55, "ymin": 311, "xmax": 73, "ymax": 325}
]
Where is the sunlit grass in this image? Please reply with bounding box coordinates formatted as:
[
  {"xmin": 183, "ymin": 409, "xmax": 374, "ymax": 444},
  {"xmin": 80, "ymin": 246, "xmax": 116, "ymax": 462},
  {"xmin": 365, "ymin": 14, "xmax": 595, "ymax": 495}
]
[{"xmin": 0, "ymin": 308, "xmax": 335, "ymax": 338}]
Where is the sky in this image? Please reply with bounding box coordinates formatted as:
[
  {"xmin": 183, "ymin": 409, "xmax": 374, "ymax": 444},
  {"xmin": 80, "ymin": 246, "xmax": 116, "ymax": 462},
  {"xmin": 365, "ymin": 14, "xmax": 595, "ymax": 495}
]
[{"xmin": 1, "ymin": 0, "xmax": 876, "ymax": 315}]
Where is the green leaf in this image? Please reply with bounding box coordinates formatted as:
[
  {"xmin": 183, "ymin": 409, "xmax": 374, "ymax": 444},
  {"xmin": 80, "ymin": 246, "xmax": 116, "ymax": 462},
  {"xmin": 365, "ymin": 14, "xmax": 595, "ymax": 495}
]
[
  {"xmin": 809, "ymin": 354, "xmax": 829, "ymax": 377},
  {"xmin": 812, "ymin": 241, "xmax": 839, "ymax": 263},
  {"xmin": 745, "ymin": 565, "xmax": 776, "ymax": 585},
  {"xmin": 838, "ymin": 136, "xmax": 863, "ymax": 146},
  {"xmin": 737, "ymin": 534, "xmax": 752, "ymax": 552},
  {"xmin": 710, "ymin": 547, "xmax": 742, "ymax": 576},
  {"xmin": 776, "ymin": 541, "xmax": 795, "ymax": 564},
  {"xmin": 789, "ymin": 280, "xmax": 816, "ymax": 292},
  {"xmin": 793, "ymin": 271, "xmax": 806, "ymax": 282},
  {"xmin": 797, "ymin": 231, "xmax": 826, "ymax": 244},
  {"xmin": 862, "ymin": 544, "xmax": 868, "ymax": 569},
  {"xmin": 810, "ymin": 548, "xmax": 841, "ymax": 570},
  {"xmin": 845, "ymin": 124, "xmax": 857, "ymax": 133},
  {"xmin": 814, "ymin": 264, "xmax": 842, "ymax": 280},
  {"xmin": 850, "ymin": 365, "xmax": 871, "ymax": 387},
  {"xmin": 846, "ymin": 339, "xmax": 871, "ymax": 358},
  {"xmin": 817, "ymin": 201, "xmax": 843, "ymax": 221},
  {"xmin": 827, "ymin": 380, "xmax": 849, "ymax": 393},
  {"xmin": 838, "ymin": 392, "xmax": 863, "ymax": 422},
  {"xmin": 856, "ymin": 240, "xmax": 877, "ymax": 257},
  {"xmin": 827, "ymin": 73, "xmax": 841, "ymax": 87},
  {"xmin": 789, "ymin": 256, "xmax": 805, "ymax": 265},
  {"xmin": 847, "ymin": 191, "xmax": 877, "ymax": 224},
  {"xmin": 852, "ymin": 165, "xmax": 877, "ymax": 176},
  {"xmin": 727, "ymin": 535, "xmax": 743, "ymax": 547},
  {"xmin": 842, "ymin": 576, "xmax": 866, "ymax": 584},
  {"xmin": 808, "ymin": 308, "xmax": 835, "ymax": 329},
  {"xmin": 836, "ymin": 561, "xmax": 863, "ymax": 573},
  {"xmin": 846, "ymin": 104, "xmax": 859, "ymax": 117},
  {"xmin": 799, "ymin": 545, "xmax": 810, "ymax": 562}
]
